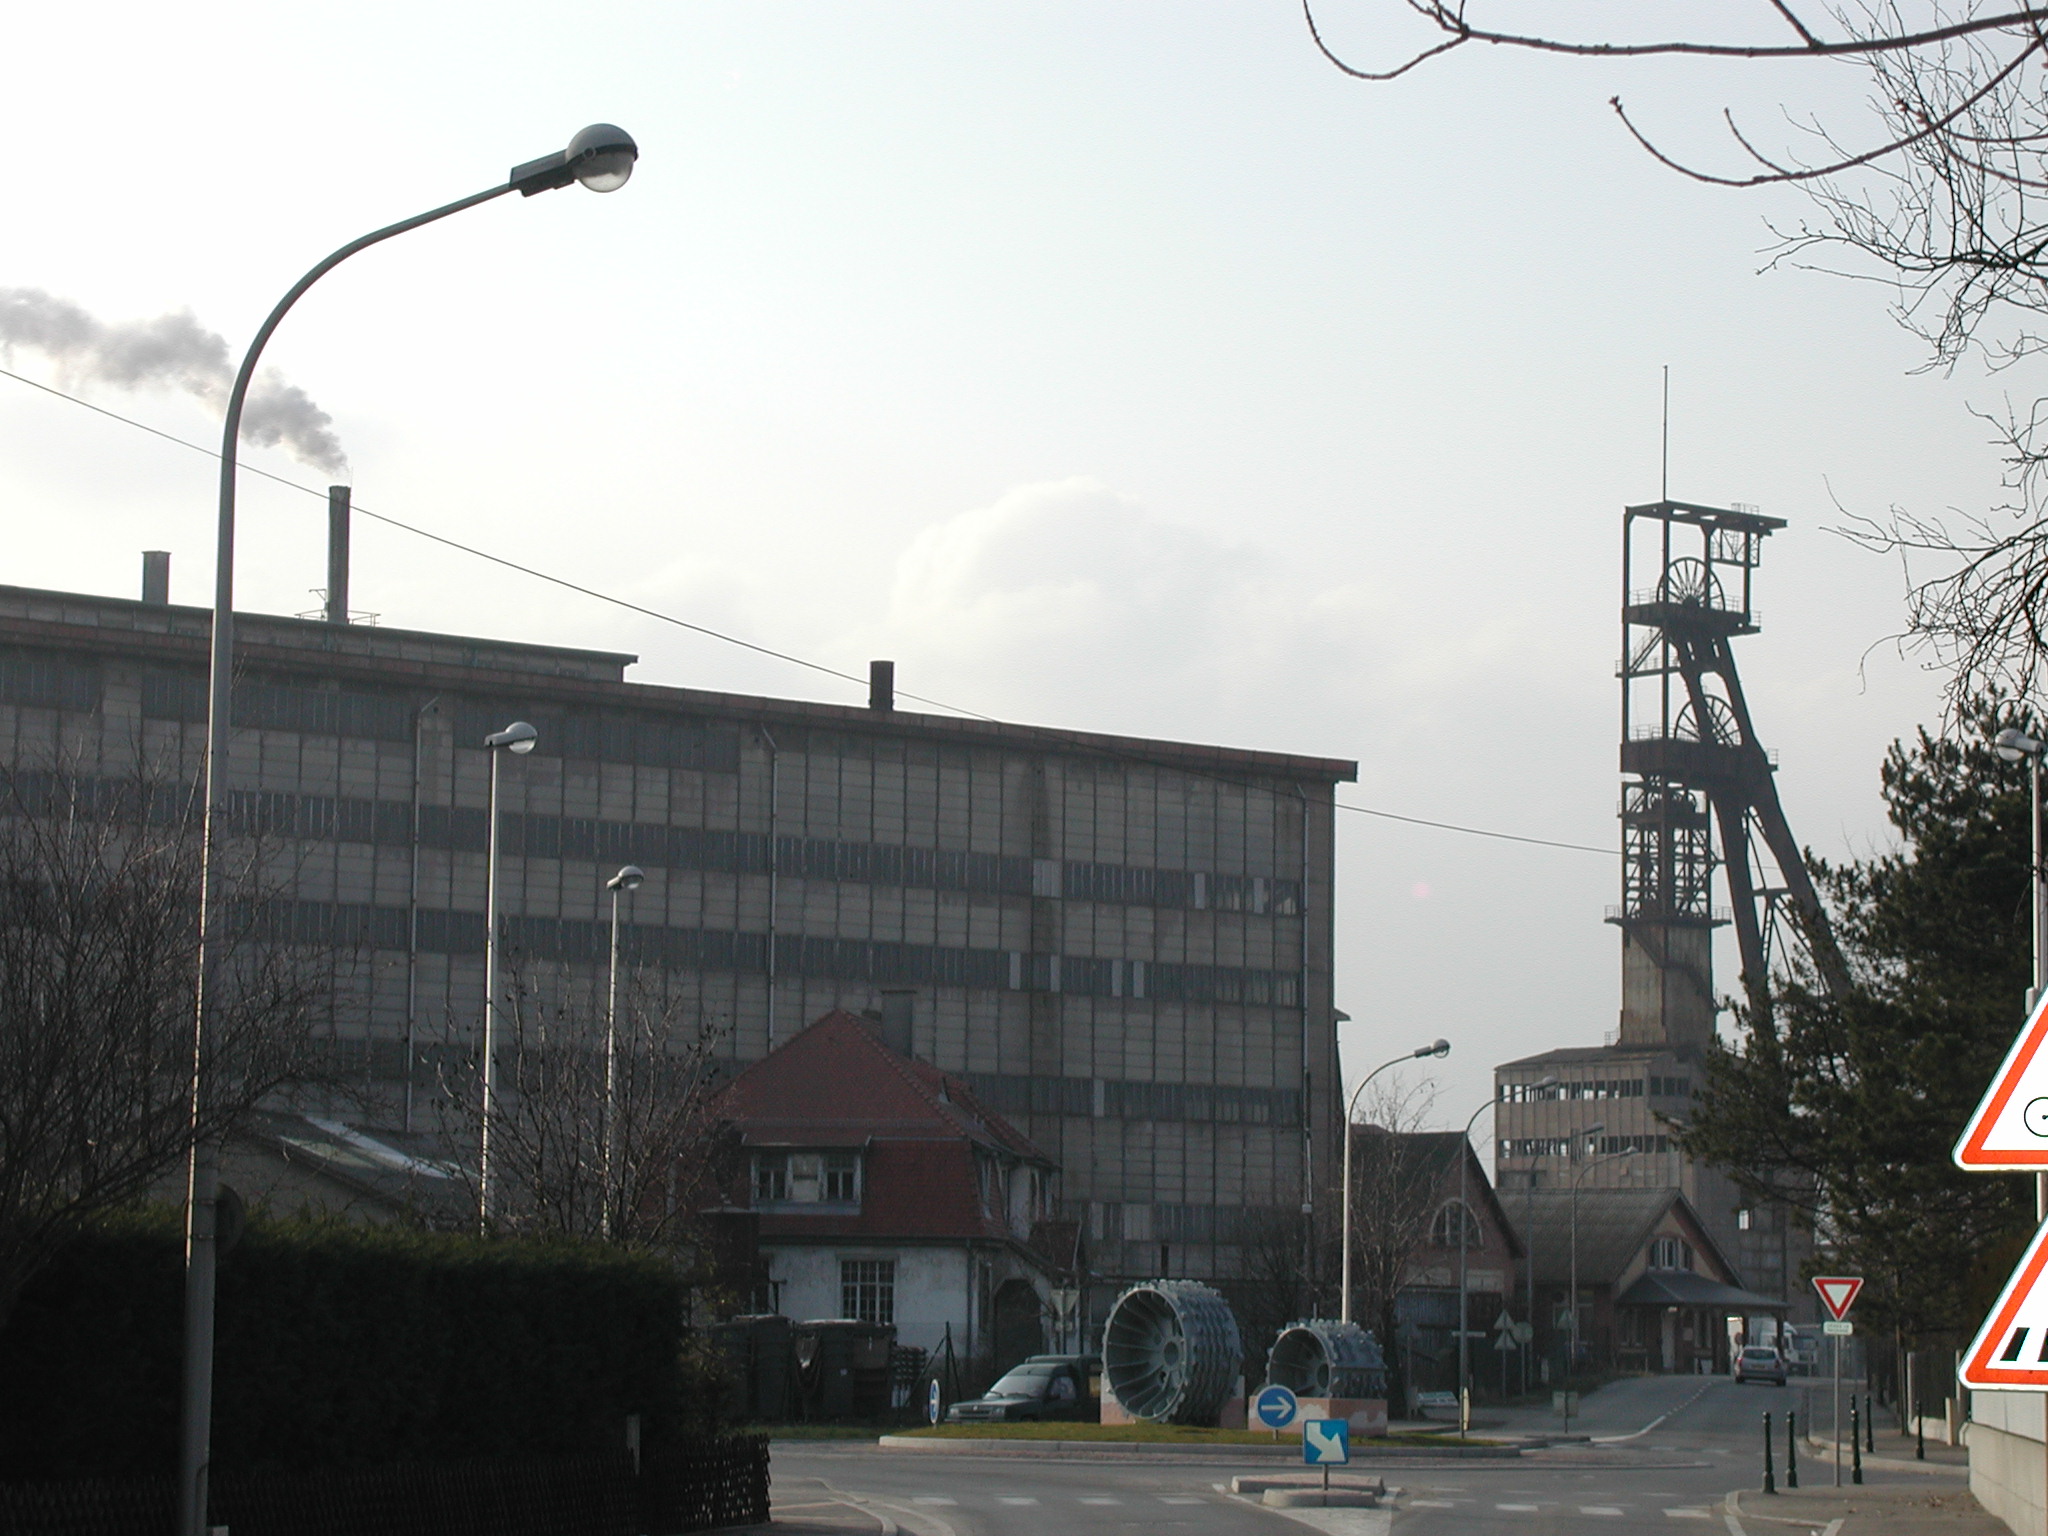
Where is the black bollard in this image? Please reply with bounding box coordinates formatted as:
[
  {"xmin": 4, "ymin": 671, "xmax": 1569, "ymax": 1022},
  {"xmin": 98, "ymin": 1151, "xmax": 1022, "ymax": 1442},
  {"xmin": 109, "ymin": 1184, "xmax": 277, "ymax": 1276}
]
[
  {"xmin": 1787, "ymin": 1409, "xmax": 1799, "ymax": 1488},
  {"xmin": 1916, "ymin": 1405, "xmax": 1926, "ymax": 1461},
  {"xmin": 1852, "ymin": 1401, "xmax": 1863, "ymax": 1485},
  {"xmin": 1866, "ymin": 1394, "xmax": 1875, "ymax": 1453},
  {"xmin": 1764, "ymin": 1411, "xmax": 1777, "ymax": 1494}
]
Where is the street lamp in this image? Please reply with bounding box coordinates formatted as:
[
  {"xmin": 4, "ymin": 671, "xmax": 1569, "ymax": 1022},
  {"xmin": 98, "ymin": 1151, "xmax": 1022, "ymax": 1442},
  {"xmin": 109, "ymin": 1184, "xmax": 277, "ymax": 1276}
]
[
  {"xmin": 1566, "ymin": 1124, "xmax": 1619, "ymax": 1385},
  {"xmin": 602, "ymin": 864, "xmax": 645, "ymax": 1240},
  {"xmin": 179, "ymin": 125, "xmax": 636, "ymax": 1536},
  {"xmin": 1457, "ymin": 1073, "xmax": 1553, "ymax": 1422},
  {"xmin": 1340, "ymin": 1037, "xmax": 1450, "ymax": 1323},
  {"xmin": 481, "ymin": 720, "xmax": 539, "ymax": 1232},
  {"xmin": 1995, "ymin": 725, "xmax": 2048, "ymax": 1222}
]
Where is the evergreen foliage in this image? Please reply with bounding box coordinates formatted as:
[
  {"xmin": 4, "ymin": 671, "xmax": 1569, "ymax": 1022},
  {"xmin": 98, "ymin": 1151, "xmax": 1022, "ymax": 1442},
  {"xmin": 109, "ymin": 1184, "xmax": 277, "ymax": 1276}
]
[{"xmin": 1680, "ymin": 707, "xmax": 2038, "ymax": 1336}]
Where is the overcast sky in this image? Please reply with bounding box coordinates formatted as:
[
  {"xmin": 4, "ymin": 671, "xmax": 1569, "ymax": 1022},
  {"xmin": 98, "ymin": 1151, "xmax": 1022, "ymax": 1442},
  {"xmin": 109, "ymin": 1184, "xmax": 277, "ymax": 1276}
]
[{"xmin": 0, "ymin": 3, "xmax": 2000, "ymax": 1144}]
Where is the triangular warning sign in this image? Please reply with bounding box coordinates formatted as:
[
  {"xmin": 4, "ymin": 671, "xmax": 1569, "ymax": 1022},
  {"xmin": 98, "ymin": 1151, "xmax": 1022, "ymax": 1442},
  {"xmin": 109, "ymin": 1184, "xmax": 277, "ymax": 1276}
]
[
  {"xmin": 1957, "ymin": 990, "xmax": 2048, "ymax": 1168},
  {"xmin": 1813, "ymin": 1276, "xmax": 1862, "ymax": 1321},
  {"xmin": 1964, "ymin": 1221, "xmax": 2048, "ymax": 1391}
]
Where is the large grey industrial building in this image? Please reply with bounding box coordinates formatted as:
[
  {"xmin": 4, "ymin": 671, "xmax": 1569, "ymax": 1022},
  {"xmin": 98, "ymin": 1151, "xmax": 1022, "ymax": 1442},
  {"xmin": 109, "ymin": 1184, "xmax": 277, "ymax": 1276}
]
[{"xmin": 0, "ymin": 565, "xmax": 1352, "ymax": 1303}]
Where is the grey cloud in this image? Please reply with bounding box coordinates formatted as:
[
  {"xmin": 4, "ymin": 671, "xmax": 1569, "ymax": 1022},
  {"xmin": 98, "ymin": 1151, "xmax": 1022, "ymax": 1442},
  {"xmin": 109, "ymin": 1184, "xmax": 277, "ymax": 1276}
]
[{"xmin": 0, "ymin": 287, "xmax": 346, "ymax": 476}]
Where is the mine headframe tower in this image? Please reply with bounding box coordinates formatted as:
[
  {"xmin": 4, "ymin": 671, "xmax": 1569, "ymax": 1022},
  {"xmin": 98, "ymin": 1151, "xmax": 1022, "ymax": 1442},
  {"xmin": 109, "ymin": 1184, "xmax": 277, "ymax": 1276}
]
[{"xmin": 1613, "ymin": 500, "xmax": 1848, "ymax": 1047}]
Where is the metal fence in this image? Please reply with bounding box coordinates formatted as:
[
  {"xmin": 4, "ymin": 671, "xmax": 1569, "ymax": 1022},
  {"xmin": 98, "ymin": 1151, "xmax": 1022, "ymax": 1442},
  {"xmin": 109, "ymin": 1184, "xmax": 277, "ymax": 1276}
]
[{"xmin": 0, "ymin": 1438, "xmax": 769, "ymax": 1536}]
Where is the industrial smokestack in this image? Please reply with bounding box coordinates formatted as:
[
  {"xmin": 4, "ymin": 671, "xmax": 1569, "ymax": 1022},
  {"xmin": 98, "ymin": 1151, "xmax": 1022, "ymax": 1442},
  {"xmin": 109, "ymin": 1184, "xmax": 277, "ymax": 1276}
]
[
  {"xmin": 140, "ymin": 551, "xmax": 170, "ymax": 606},
  {"xmin": 869, "ymin": 659, "xmax": 895, "ymax": 713},
  {"xmin": 325, "ymin": 485, "xmax": 350, "ymax": 625}
]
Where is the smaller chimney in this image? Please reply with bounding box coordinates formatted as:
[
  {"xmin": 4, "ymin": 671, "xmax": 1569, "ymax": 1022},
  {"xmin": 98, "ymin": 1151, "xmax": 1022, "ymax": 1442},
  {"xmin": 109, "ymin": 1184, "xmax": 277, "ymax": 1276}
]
[
  {"xmin": 325, "ymin": 485, "xmax": 351, "ymax": 625},
  {"xmin": 869, "ymin": 659, "xmax": 895, "ymax": 713},
  {"xmin": 140, "ymin": 551, "xmax": 171, "ymax": 606},
  {"xmin": 879, "ymin": 990, "xmax": 914, "ymax": 1056}
]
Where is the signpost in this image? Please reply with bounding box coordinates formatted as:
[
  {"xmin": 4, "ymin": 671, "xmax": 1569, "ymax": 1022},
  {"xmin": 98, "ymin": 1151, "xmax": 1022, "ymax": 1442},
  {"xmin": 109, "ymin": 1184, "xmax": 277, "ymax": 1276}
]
[
  {"xmin": 1813, "ymin": 1276, "xmax": 1863, "ymax": 1486},
  {"xmin": 1254, "ymin": 1384, "xmax": 1300, "ymax": 1439},
  {"xmin": 1961, "ymin": 1218, "xmax": 2048, "ymax": 1390},
  {"xmin": 1303, "ymin": 1417, "xmax": 1349, "ymax": 1499},
  {"xmin": 927, "ymin": 1378, "xmax": 942, "ymax": 1426}
]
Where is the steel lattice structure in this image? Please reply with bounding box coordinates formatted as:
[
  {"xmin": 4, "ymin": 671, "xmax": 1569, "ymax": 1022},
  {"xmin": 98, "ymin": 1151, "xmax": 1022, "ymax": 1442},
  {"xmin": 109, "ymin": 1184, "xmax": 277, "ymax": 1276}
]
[{"xmin": 1612, "ymin": 501, "xmax": 1848, "ymax": 1041}]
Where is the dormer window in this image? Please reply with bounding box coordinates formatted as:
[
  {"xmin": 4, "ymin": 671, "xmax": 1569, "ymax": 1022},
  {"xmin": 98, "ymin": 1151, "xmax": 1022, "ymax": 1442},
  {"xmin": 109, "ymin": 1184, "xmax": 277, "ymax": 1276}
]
[
  {"xmin": 1648, "ymin": 1235, "xmax": 1691, "ymax": 1271},
  {"xmin": 752, "ymin": 1150, "xmax": 861, "ymax": 1208}
]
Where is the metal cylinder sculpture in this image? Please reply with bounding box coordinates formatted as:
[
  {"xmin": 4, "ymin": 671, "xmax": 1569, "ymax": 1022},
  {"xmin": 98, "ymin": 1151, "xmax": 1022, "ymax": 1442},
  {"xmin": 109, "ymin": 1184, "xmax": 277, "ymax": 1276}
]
[
  {"xmin": 1101, "ymin": 1280, "xmax": 1243, "ymax": 1424},
  {"xmin": 1265, "ymin": 1319, "xmax": 1389, "ymax": 1400}
]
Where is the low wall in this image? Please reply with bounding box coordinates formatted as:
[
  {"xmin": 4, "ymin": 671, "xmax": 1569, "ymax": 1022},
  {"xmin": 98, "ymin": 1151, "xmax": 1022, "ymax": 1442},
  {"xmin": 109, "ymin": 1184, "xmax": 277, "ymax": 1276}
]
[{"xmin": 1971, "ymin": 1391, "xmax": 2045, "ymax": 1536}]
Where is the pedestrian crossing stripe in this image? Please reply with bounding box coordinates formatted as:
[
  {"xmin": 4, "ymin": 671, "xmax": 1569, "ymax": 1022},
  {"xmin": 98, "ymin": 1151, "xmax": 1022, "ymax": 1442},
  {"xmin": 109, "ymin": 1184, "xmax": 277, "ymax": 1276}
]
[
  {"xmin": 1955, "ymin": 988, "xmax": 2048, "ymax": 1168},
  {"xmin": 1963, "ymin": 1218, "xmax": 2048, "ymax": 1390}
]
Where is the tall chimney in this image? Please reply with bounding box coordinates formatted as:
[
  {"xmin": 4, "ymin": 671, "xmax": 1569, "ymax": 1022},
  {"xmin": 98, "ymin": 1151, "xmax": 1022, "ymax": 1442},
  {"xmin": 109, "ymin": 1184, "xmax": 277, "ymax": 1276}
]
[
  {"xmin": 869, "ymin": 659, "xmax": 895, "ymax": 713},
  {"xmin": 140, "ymin": 551, "xmax": 171, "ymax": 606},
  {"xmin": 325, "ymin": 485, "xmax": 351, "ymax": 625}
]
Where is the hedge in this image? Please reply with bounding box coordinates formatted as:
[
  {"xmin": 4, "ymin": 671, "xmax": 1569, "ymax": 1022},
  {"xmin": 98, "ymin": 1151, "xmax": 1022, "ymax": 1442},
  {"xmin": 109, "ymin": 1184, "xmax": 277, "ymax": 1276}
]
[{"xmin": 0, "ymin": 1210, "xmax": 697, "ymax": 1479}]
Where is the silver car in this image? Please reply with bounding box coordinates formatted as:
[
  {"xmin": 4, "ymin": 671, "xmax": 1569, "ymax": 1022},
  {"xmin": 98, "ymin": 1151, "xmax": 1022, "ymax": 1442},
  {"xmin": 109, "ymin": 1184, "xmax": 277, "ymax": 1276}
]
[{"xmin": 1734, "ymin": 1345, "xmax": 1787, "ymax": 1386}]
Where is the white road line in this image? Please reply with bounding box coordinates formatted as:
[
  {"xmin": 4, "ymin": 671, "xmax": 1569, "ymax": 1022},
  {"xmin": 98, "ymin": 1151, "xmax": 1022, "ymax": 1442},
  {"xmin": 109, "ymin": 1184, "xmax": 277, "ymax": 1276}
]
[
  {"xmin": 1409, "ymin": 1500, "xmax": 1455, "ymax": 1508},
  {"xmin": 1080, "ymin": 1497, "xmax": 1121, "ymax": 1505},
  {"xmin": 1580, "ymin": 1508, "xmax": 1624, "ymax": 1517},
  {"xmin": 913, "ymin": 1497, "xmax": 958, "ymax": 1505},
  {"xmin": 1159, "ymin": 1496, "xmax": 1203, "ymax": 1504},
  {"xmin": 997, "ymin": 1497, "xmax": 1037, "ymax": 1505},
  {"xmin": 1665, "ymin": 1511, "xmax": 1713, "ymax": 1521},
  {"xmin": 1594, "ymin": 1382, "xmax": 1717, "ymax": 1444},
  {"xmin": 1498, "ymin": 1504, "xmax": 1541, "ymax": 1512}
]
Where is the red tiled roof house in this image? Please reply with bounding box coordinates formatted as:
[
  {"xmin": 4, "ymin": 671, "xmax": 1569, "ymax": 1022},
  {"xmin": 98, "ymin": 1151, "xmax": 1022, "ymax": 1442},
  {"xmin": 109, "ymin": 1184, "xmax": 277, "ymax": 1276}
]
[{"xmin": 709, "ymin": 1010, "xmax": 1068, "ymax": 1377}]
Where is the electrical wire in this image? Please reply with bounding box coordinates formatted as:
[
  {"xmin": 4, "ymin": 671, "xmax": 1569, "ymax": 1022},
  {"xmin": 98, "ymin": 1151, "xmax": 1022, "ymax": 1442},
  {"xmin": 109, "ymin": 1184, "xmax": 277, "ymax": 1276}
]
[{"xmin": 0, "ymin": 363, "xmax": 1618, "ymax": 860}]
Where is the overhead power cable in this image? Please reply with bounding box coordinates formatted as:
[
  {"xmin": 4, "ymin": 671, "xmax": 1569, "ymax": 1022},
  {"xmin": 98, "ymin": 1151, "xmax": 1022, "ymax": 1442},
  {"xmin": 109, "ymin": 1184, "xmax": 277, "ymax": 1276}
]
[{"xmin": 0, "ymin": 364, "xmax": 1618, "ymax": 860}]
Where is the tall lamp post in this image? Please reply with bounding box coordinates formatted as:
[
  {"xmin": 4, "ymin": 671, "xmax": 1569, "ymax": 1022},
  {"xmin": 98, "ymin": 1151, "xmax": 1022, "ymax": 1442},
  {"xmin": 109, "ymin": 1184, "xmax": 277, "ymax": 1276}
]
[
  {"xmin": 481, "ymin": 721, "xmax": 539, "ymax": 1229},
  {"xmin": 1340, "ymin": 1038, "xmax": 1450, "ymax": 1323},
  {"xmin": 178, "ymin": 124, "xmax": 637, "ymax": 1536},
  {"xmin": 603, "ymin": 864, "xmax": 646, "ymax": 1239},
  {"xmin": 1459, "ymin": 1073, "xmax": 1553, "ymax": 1416},
  {"xmin": 1568, "ymin": 1128, "xmax": 1634, "ymax": 1383},
  {"xmin": 1996, "ymin": 725, "xmax": 2048, "ymax": 1220}
]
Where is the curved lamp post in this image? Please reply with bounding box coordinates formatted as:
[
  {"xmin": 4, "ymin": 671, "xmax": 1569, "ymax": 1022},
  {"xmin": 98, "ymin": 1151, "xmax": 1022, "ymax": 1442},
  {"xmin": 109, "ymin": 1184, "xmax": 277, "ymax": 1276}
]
[
  {"xmin": 1567, "ymin": 1127, "xmax": 1634, "ymax": 1388},
  {"xmin": 1452, "ymin": 1073, "xmax": 1547, "ymax": 1427},
  {"xmin": 1339, "ymin": 1037, "xmax": 1450, "ymax": 1323},
  {"xmin": 603, "ymin": 864, "xmax": 646, "ymax": 1239},
  {"xmin": 179, "ymin": 125, "xmax": 638, "ymax": 1536}
]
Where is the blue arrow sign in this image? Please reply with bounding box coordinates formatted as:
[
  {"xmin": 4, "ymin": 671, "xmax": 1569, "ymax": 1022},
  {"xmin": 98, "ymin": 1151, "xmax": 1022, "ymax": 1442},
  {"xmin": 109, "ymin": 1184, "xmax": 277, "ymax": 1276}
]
[
  {"xmin": 928, "ymin": 1379, "xmax": 942, "ymax": 1425},
  {"xmin": 1302, "ymin": 1418, "xmax": 1350, "ymax": 1465},
  {"xmin": 1253, "ymin": 1384, "xmax": 1299, "ymax": 1430}
]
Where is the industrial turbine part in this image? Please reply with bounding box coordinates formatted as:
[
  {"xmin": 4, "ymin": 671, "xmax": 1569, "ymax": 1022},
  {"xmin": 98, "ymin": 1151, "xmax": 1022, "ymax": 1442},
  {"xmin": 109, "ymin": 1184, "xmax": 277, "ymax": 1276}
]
[
  {"xmin": 1101, "ymin": 1280, "xmax": 1242, "ymax": 1424},
  {"xmin": 1265, "ymin": 1319, "xmax": 1389, "ymax": 1401}
]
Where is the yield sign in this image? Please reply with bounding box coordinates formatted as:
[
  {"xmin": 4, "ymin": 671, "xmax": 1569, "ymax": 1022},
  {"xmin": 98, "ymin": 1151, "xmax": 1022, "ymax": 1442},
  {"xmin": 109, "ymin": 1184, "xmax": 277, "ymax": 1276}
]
[
  {"xmin": 1955, "ymin": 990, "xmax": 2048, "ymax": 1168},
  {"xmin": 1813, "ymin": 1275, "xmax": 1863, "ymax": 1321},
  {"xmin": 1964, "ymin": 1221, "xmax": 2048, "ymax": 1390}
]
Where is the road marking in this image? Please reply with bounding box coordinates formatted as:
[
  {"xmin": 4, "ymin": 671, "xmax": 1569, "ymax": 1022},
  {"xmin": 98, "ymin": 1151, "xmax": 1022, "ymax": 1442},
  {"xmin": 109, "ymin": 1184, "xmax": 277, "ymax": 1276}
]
[
  {"xmin": 1080, "ymin": 1497, "xmax": 1121, "ymax": 1505},
  {"xmin": 1498, "ymin": 1504, "xmax": 1541, "ymax": 1512},
  {"xmin": 1409, "ymin": 1499, "xmax": 1455, "ymax": 1508},
  {"xmin": 1665, "ymin": 1511, "xmax": 1712, "ymax": 1521},
  {"xmin": 914, "ymin": 1497, "xmax": 958, "ymax": 1505},
  {"xmin": 998, "ymin": 1497, "xmax": 1037, "ymax": 1505},
  {"xmin": 1159, "ymin": 1496, "xmax": 1203, "ymax": 1504},
  {"xmin": 1580, "ymin": 1508, "xmax": 1624, "ymax": 1517}
]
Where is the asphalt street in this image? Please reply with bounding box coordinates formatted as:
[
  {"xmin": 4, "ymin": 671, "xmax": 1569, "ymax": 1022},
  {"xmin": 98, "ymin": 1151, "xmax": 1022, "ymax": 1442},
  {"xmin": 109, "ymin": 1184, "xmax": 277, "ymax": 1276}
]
[{"xmin": 768, "ymin": 1375, "xmax": 1970, "ymax": 1536}]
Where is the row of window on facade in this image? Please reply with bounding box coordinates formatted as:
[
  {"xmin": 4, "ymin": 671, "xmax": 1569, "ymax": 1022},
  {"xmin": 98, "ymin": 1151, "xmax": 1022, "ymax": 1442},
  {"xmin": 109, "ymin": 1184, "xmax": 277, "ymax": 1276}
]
[
  {"xmin": 1496, "ymin": 1134, "xmax": 1675, "ymax": 1158},
  {"xmin": 0, "ymin": 764, "xmax": 1304, "ymax": 918},
  {"xmin": 1497, "ymin": 1077, "xmax": 1692, "ymax": 1103}
]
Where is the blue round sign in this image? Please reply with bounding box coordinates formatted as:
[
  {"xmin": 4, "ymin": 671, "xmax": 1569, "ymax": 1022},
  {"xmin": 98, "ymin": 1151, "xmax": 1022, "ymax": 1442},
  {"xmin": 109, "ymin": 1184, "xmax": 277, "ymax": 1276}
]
[
  {"xmin": 928, "ymin": 1378, "xmax": 943, "ymax": 1425},
  {"xmin": 1253, "ymin": 1383, "xmax": 1299, "ymax": 1430}
]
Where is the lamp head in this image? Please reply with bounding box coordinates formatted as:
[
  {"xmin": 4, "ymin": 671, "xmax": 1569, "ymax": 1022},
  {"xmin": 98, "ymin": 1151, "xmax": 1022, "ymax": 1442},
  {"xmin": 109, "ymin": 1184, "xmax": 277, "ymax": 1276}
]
[
  {"xmin": 1585, "ymin": 1121, "xmax": 1607, "ymax": 1139},
  {"xmin": 487, "ymin": 720, "xmax": 538, "ymax": 754},
  {"xmin": 608, "ymin": 865, "xmax": 646, "ymax": 893},
  {"xmin": 568, "ymin": 123, "xmax": 637, "ymax": 191},
  {"xmin": 1996, "ymin": 726, "xmax": 2043, "ymax": 763},
  {"xmin": 510, "ymin": 124, "xmax": 639, "ymax": 196},
  {"xmin": 1416, "ymin": 1038, "xmax": 1451, "ymax": 1059}
]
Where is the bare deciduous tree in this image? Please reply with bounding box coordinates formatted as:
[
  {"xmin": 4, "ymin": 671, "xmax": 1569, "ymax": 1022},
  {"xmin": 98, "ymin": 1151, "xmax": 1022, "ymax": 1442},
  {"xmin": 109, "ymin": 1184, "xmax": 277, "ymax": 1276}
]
[
  {"xmin": 439, "ymin": 962, "xmax": 738, "ymax": 1246},
  {"xmin": 1340, "ymin": 1081, "xmax": 1440, "ymax": 1410},
  {"xmin": 1312, "ymin": 2, "xmax": 2048, "ymax": 709},
  {"xmin": 0, "ymin": 767, "xmax": 322, "ymax": 1326}
]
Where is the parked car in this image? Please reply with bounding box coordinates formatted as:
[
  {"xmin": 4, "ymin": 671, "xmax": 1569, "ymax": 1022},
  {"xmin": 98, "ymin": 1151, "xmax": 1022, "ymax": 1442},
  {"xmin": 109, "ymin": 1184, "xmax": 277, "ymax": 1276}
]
[
  {"xmin": 1734, "ymin": 1345, "xmax": 1788, "ymax": 1387},
  {"xmin": 945, "ymin": 1355, "xmax": 1098, "ymax": 1423}
]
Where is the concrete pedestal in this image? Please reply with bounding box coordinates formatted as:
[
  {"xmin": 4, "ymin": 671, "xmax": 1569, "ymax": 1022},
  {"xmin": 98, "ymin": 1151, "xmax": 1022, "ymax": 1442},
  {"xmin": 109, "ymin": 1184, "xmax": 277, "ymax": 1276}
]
[{"xmin": 1972, "ymin": 1390, "xmax": 2045, "ymax": 1536}]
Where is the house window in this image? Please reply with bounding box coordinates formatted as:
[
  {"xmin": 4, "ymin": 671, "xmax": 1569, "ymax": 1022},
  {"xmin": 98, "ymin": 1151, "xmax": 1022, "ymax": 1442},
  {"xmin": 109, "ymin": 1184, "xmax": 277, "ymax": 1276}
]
[
  {"xmin": 1648, "ymin": 1236, "xmax": 1690, "ymax": 1271},
  {"xmin": 841, "ymin": 1259, "xmax": 895, "ymax": 1324},
  {"xmin": 1432, "ymin": 1200, "xmax": 1480, "ymax": 1249},
  {"xmin": 753, "ymin": 1153, "xmax": 788, "ymax": 1203},
  {"xmin": 823, "ymin": 1153, "xmax": 859, "ymax": 1202}
]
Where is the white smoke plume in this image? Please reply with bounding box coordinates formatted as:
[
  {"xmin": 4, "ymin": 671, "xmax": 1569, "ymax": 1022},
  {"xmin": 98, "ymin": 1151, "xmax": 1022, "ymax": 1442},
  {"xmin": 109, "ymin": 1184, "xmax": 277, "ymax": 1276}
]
[{"xmin": 0, "ymin": 287, "xmax": 347, "ymax": 475}]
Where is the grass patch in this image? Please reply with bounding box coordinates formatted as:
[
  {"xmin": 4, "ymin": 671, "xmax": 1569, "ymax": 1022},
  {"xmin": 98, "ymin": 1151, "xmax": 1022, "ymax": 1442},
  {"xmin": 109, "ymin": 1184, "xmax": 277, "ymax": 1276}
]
[{"xmin": 755, "ymin": 1423, "xmax": 910, "ymax": 1439}]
